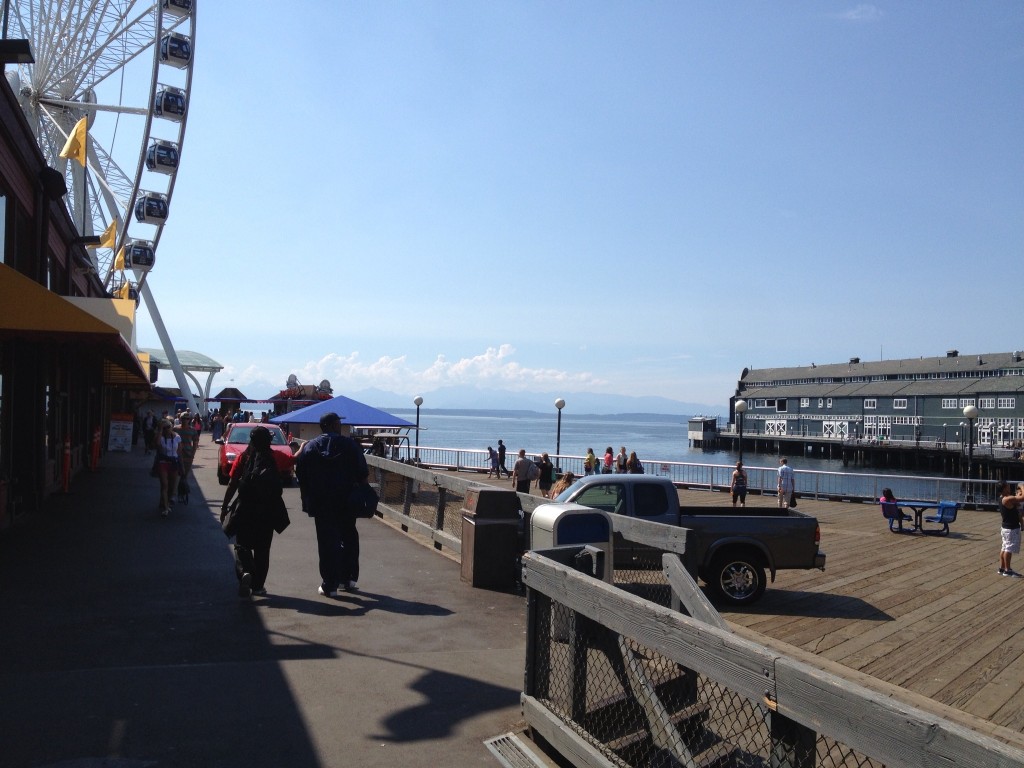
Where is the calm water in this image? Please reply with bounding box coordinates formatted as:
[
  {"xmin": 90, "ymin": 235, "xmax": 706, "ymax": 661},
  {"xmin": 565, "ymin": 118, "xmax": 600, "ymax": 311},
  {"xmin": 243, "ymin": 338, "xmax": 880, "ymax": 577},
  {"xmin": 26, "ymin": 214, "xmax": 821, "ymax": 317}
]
[{"xmin": 386, "ymin": 409, "xmax": 922, "ymax": 477}]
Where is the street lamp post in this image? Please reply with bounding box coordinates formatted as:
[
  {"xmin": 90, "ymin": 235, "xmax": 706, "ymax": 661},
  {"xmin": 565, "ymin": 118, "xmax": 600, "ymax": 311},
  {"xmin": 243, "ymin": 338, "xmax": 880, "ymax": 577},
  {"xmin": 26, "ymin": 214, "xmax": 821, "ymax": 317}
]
[
  {"xmin": 735, "ymin": 399, "xmax": 747, "ymax": 465},
  {"xmin": 964, "ymin": 404, "xmax": 979, "ymax": 502},
  {"xmin": 413, "ymin": 396, "xmax": 423, "ymax": 464},
  {"xmin": 943, "ymin": 423, "xmax": 947, "ymax": 448},
  {"xmin": 554, "ymin": 398, "xmax": 565, "ymax": 469}
]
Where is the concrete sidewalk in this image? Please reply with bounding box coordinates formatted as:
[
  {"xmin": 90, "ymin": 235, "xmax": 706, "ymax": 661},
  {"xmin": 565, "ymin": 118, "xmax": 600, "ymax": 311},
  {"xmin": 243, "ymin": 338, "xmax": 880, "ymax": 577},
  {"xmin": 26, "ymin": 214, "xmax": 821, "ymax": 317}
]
[{"xmin": 0, "ymin": 439, "xmax": 528, "ymax": 768}]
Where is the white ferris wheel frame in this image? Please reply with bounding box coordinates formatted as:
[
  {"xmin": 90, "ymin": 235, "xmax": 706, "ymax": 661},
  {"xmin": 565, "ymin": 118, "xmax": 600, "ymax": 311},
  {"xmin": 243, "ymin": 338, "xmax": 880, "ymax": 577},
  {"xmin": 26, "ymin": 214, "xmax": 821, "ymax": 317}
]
[{"xmin": 4, "ymin": 0, "xmax": 202, "ymax": 415}]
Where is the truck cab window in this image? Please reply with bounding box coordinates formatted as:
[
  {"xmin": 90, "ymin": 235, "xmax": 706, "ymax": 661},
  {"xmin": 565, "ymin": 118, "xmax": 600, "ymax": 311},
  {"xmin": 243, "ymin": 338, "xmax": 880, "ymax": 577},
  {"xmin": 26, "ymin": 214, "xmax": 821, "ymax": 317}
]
[
  {"xmin": 573, "ymin": 484, "xmax": 624, "ymax": 515},
  {"xmin": 634, "ymin": 484, "xmax": 669, "ymax": 517}
]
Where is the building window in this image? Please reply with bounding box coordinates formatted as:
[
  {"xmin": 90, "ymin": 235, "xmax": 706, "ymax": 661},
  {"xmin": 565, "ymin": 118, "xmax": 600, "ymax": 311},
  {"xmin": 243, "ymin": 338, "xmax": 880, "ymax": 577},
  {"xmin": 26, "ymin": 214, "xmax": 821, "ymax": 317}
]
[
  {"xmin": 893, "ymin": 399, "xmax": 907, "ymax": 409},
  {"xmin": 800, "ymin": 398, "xmax": 809, "ymax": 408},
  {"xmin": 998, "ymin": 397, "xmax": 1016, "ymax": 409},
  {"xmin": 864, "ymin": 399, "xmax": 877, "ymax": 410},
  {"xmin": 818, "ymin": 398, "xmax": 823, "ymax": 408},
  {"xmin": 942, "ymin": 398, "xmax": 957, "ymax": 409},
  {"xmin": 979, "ymin": 397, "xmax": 996, "ymax": 409},
  {"xmin": 826, "ymin": 398, "xmax": 832, "ymax": 409},
  {"xmin": 959, "ymin": 398, "xmax": 976, "ymax": 408},
  {"xmin": 755, "ymin": 399, "xmax": 767, "ymax": 409}
]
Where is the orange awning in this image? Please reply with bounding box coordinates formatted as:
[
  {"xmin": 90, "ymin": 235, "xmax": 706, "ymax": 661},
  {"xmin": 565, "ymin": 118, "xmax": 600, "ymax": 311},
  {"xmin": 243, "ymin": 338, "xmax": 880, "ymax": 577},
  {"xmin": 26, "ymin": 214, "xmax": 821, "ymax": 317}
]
[{"xmin": 0, "ymin": 263, "xmax": 150, "ymax": 386}]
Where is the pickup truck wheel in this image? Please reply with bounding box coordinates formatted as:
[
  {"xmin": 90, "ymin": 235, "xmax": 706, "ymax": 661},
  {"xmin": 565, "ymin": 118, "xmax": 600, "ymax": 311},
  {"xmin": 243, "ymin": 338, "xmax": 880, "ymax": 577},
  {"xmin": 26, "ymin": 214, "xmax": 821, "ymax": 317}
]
[{"xmin": 709, "ymin": 552, "xmax": 766, "ymax": 606}]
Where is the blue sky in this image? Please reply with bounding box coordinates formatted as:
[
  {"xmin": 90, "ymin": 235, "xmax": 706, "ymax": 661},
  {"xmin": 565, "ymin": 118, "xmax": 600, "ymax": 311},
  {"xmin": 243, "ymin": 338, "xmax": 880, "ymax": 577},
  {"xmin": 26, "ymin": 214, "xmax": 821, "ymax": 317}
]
[{"xmin": 137, "ymin": 2, "xmax": 1023, "ymax": 409}]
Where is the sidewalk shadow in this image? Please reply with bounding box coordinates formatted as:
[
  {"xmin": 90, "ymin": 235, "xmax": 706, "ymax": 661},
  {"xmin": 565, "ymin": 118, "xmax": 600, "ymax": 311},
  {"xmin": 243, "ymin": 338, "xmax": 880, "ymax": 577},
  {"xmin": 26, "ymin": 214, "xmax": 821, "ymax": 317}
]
[
  {"xmin": 260, "ymin": 590, "xmax": 453, "ymax": 619},
  {"xmin": 373, "ymin": 668, "xmax": 519, "ymax": 742}
]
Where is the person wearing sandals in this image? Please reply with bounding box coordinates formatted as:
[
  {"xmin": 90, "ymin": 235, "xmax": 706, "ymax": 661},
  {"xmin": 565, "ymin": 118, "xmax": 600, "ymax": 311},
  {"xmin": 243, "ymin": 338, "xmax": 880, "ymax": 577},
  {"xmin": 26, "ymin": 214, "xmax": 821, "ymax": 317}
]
[
  {"xmin": 996, "ymin": 481, "xmax": 1024, "ymax": 578},
  {"xmin": 154, "ymin": 420, "xmax": 182, "ymax": 517}
]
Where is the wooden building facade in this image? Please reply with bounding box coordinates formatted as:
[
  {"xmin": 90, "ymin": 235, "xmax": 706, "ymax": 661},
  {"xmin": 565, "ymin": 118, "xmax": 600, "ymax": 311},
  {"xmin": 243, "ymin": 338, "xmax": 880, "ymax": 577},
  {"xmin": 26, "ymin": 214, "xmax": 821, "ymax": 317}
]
[{"xmin": 729, "ymin": 351, "xmax": 1024, "ymax": 448}]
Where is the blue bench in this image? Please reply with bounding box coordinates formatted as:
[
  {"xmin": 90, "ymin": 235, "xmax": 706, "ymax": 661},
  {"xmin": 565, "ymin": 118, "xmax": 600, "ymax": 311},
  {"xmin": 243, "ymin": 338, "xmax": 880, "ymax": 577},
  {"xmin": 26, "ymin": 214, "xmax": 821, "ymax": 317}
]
[
  {"xmin": 923, "ymin": 501, "xmax": 958, "ymax": 536},
  {"xmin": 880, "ymin": 501, "xmax": 913, "ymax": 533}
]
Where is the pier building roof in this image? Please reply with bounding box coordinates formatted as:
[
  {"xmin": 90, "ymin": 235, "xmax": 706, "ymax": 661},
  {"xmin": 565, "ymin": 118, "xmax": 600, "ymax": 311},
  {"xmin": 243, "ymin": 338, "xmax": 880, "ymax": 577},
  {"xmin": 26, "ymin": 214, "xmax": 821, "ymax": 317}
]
[{"xmin": 741, "ymin": 350, "xmax": 1024, "ymax": 389}]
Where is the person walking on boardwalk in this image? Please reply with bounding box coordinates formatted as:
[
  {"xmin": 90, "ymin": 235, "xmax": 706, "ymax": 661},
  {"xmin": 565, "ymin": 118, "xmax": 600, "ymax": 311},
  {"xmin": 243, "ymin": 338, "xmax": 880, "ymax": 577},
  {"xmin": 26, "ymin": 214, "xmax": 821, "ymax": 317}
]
[
  {"xmin": 153, "ymin": 420, "xmax": 182, "ymax": 517},
  {"xmin": 602, "ymin": 447, "xmax": 614, "ymax": 474},
  {"xmin": 537, "ymin": 452, "xmax": 555, "ymax": 498},
  {"xmin": 996, "ymin": 481, "xmax": 1024, "ymax": 577},
  {"xmin": 625, "ymin": 451, "xmax": 644, "ymax": 474},
  {"xmin": 777, "ymin": 457, "xmax": 795, "ymax": 508},
  {"xmin": 142, "ymin": 410, "xmax": 156, "ymax": 455},
  {"xmin": 486, "ymin": 446, "xmax": 499, "ymax": 478},
  {"xmin": 295, "ymin": 411, "xmax": 370, "ymax": 597},
  {"xmin": 583, "ymin": 447, "xmax": 597, "ymax": 476},
  {"xmin": 221, "ymin": 426, "xmax": 289, "ymax": 598},
  {"xmin": 615, "ymin": 446, "xmax": 628, "ymax": 474},
  {"xmin": 512, "ymin": 449, "xmax": 534, "ymax": 494},
  {"xmin": 731, "ymin": 461, "xmax": 748, "ymax": 507},
  {"xmin": 497, "ymin": 440, "xmax": 510, "ymax": 478}
]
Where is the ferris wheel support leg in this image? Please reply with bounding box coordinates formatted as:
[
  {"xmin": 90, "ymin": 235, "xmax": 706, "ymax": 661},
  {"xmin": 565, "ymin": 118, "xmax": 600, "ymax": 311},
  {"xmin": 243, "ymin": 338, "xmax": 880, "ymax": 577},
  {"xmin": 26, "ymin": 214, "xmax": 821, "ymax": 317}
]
[{"xmin": 139, "ymin": 282, "xmax": 200, "ymax": 416}]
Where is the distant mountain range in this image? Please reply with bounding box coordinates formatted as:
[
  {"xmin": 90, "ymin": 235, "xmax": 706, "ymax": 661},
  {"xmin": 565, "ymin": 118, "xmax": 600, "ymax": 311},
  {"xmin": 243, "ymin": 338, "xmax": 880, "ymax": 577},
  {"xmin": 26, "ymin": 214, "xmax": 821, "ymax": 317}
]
[{"xmin": 346, "ymin": 385, "xmax": 725, "ymax": 417}]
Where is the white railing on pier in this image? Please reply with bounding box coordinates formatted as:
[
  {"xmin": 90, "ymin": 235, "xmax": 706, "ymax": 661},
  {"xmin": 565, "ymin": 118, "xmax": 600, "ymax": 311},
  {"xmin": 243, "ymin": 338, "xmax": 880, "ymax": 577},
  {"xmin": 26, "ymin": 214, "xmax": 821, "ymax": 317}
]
[{"xmin": 396, "ymin": 445, "xmax": 1022, "ymax": 506}]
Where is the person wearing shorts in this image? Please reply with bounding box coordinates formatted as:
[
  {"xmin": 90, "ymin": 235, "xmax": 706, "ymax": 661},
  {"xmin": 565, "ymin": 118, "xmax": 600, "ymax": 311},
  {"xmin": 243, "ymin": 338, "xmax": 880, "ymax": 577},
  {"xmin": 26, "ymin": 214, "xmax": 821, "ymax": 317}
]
[
  {"xmin": 731, "ymin": 461, "xmax": 747, "ymax": 507},
  {"xmin": 997, "ymin": 481, "xmax": 1024, "ymax": 577}
]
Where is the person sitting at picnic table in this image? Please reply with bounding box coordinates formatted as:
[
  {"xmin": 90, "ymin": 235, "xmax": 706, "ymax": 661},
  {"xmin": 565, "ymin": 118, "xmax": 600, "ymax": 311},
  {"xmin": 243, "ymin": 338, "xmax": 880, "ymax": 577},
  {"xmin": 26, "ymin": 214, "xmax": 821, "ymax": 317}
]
[
  {"xmin": 880, "ymin": 488, "xmax": 910, "ymax": 531},
  {"xmin": 880, "ymin": 488, "xmax": 900, "ymax": 506}
]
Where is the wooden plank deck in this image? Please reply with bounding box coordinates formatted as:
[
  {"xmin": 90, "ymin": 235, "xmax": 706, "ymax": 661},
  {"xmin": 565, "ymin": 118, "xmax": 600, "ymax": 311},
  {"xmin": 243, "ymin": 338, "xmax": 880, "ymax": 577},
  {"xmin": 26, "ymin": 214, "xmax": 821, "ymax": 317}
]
[
  {"xmin": 685, "ymin": 488, "xmax": 1024, "ymax": 738},
  {"xmin": 420, "ymin": 467, "xmax": 1024, "ymax": 744}
]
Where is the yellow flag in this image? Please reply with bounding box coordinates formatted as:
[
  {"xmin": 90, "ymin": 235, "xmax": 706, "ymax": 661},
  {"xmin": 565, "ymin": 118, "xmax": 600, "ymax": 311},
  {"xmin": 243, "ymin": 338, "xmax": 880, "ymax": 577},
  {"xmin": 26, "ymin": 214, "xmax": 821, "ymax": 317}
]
[
  {"xmin": 116, "ymin": 281, "xmax": 131, "ymax": 300},
  {"xmin": 59, "ymin": 117, "xmax": 88, "ymax": 167},
  {"xmin": 113, "ymin": 246, "xmax": 125, "ymax": 271},
  {"xmin": 98, "ymin": 220, "xmax": 117, "ymax": 249}
]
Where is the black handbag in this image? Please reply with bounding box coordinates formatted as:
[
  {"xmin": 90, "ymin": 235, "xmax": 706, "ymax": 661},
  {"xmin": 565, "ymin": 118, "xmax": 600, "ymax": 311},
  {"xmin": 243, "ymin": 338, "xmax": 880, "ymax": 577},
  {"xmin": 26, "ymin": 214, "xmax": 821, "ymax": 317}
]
[
  {"xmin": 788, "ymin": 492, "xmax": 798, "ymax": 508},
  {"xmin": 221, "ymin": 499, "xmax": 241, "ymax": 537},
  {"xmin": 348, "ymin": 484, "xmax": 379, "ymax": 519},
  {"xmin": 272, "ymin": 496, "xmax": 291, "ymax": 533}
]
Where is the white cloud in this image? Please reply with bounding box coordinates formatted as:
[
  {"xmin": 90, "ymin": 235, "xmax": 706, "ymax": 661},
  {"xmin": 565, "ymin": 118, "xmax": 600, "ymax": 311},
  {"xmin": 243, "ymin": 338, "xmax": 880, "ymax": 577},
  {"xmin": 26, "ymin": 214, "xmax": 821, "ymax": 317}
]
[
  {"xmin": 838, "ymin": 5, "xmax": 883, "ymax": 22},
  {"xmin": 259, "ymin": 345, "xmax": 609, "ymax": 395}
]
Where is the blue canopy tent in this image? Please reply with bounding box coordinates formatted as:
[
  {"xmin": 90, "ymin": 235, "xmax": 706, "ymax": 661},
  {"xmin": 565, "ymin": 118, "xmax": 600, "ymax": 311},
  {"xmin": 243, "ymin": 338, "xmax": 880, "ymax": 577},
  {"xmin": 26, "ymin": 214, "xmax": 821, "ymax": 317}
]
[{"xmin": 268, "ymin": 395, "xmax": 413, "ymax": 430}]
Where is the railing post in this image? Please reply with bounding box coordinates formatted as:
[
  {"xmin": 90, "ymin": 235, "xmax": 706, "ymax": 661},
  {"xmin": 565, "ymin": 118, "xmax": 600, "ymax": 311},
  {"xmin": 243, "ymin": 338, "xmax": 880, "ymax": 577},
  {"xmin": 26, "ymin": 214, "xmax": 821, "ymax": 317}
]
[
  {"xmin": 769, "ymin": 711, "xmax": 816, "ymax": 768},
  {"xmin": 524, "ymin": 586, "xmax": 542, "ymax": 698},
  {"xmin": 435, "ymin": 487, "xmax": 447, "ymax": 532},
  {"xmin": 403, "ymin": 476, "xmax": 414, "ymax": 516}
]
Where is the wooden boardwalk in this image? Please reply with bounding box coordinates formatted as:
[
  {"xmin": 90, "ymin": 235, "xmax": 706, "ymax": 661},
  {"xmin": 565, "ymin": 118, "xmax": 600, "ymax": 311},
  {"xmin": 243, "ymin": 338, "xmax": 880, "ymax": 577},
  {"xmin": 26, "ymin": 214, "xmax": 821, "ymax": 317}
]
[
  {"xmin": 680, "ymin": 488, "xmax": 1024, "ymax": 741},
  {"xmin": 425, "ymin": 467, "xmax": 1024, "ymax": 746},
  {"xmin": 460, "ymin": 473, "xmax": 1019, "ymax": 749}
]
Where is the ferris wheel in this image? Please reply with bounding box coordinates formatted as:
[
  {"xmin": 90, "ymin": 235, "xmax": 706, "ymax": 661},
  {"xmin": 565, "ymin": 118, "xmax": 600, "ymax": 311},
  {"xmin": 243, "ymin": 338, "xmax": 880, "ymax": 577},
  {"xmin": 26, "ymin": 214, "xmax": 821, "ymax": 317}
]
[
  {"xmin": 4, "ymin": 0, "xmax": 195, "ymax": 295},
  {"xmin": 4, "ymin": 0, "xmax": 201, "ymax": 413}
]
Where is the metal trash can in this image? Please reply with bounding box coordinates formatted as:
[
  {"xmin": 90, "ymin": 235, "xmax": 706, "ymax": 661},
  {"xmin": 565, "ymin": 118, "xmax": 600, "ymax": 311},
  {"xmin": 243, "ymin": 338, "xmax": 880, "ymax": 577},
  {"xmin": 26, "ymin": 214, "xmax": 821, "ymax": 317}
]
[
  {"xmin": 460, "ymin": 486, "xmax": 521, "ymax": 590},
  {"xmin": 530, "ymin": 503, "xmax": 614, "ymax": 584}
]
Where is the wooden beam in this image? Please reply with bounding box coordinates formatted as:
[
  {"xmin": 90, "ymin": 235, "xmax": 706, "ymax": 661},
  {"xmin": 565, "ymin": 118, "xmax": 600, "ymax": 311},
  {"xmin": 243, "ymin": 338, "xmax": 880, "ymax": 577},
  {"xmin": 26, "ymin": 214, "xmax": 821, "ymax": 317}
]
[
  {"xmin": 521, "ymin": 552, "xmax": 775, "ymax": 704},
  {"xmin": 662, "ymin": 554, "xmax": 727, "ymax": 631}
]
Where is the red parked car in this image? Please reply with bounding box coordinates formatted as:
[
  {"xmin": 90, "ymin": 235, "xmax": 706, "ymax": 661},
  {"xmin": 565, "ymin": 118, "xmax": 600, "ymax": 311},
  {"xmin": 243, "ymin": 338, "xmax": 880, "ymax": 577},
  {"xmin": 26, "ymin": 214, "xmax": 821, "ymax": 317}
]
[{"xmin": 216, "ymin": 422, "xmax": 295, "ymax": 485}]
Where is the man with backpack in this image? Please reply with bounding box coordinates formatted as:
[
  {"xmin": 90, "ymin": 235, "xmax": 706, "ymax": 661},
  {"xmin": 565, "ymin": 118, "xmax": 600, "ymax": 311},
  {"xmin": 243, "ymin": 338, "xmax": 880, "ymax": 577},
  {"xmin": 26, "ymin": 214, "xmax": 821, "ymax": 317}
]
[
  {"xmin": 295, "ymin": 412, "xmax": 370, "ymax": 597},
  {"xmin": 511, "ymin": 448, "xmax": 537, "ymax": 494}
]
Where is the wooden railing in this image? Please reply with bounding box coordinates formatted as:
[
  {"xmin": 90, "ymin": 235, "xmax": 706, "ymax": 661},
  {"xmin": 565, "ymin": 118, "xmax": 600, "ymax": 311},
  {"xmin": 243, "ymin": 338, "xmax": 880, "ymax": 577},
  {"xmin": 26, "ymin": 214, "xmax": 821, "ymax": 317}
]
[{"xmin": 520, "ymin": 548, "xmax": 1024, "ymax": 768}]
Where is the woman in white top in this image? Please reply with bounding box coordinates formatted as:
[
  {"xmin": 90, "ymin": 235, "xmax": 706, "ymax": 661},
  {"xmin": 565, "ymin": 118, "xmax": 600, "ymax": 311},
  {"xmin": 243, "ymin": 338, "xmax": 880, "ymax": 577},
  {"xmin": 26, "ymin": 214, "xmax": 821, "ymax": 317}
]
[{"xmin": 155, "ymin": 420, "xmax": 183, "ymax": 516}]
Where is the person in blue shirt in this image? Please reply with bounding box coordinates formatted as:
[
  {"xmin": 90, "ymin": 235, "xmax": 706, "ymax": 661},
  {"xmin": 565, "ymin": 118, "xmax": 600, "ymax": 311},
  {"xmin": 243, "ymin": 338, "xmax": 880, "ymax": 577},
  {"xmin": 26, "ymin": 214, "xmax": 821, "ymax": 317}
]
[{"xmin": 777, "ymin": 457, "xmax": 795, "ymax": 508}]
